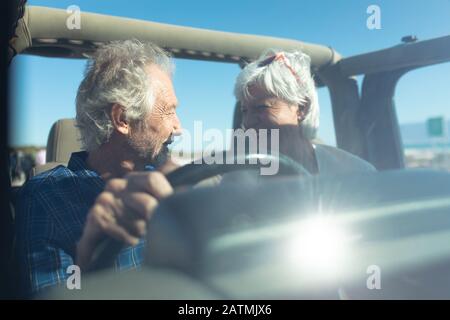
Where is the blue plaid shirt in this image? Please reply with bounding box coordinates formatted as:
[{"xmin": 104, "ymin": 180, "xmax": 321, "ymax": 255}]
[{"xmin": 15, "ymin": 151, "xmax": 145, "ymax": 296}]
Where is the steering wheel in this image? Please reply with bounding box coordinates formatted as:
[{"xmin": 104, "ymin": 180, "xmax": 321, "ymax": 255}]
[
  {"xmin": 89, "ymin": 152, "xmax": 310, "ymax": 271},
  {"xmin": 166, "ymin": 151, "xmax": 310, "ymax": 186}
]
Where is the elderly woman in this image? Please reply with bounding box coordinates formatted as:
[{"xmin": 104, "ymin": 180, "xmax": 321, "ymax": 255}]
[{"xmin": 233, "ymin": 49, "xmax": 375, "ymax": 175}]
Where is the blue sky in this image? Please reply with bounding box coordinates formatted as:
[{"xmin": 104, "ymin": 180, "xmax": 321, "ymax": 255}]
[{"xmin": 10, "ymin": 0, "xmax": 450, "ymax": 150}]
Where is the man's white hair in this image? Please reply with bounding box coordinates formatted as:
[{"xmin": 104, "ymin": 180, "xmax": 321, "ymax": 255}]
[
  {"xmin": 76, "ymin": 39, "xmax": 174, "ymax": 151},
  {"xmin": 234, "ymin": 49, "xmax": 319, "ymax": 139}
]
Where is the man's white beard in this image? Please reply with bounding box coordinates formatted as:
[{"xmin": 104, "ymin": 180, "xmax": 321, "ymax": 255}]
[
  {"xmin": 126, "ymin": 131, "xmax": 167, "ymax": 168},
  {"xmin": 129, "ymin": 140, "xmax": 168, "ymax": 168}
]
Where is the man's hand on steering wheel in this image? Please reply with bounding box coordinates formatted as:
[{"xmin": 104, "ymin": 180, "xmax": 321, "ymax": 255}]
[{"xmin": 76, "ymin": 171, "xmax": 173, "ymax": 271}]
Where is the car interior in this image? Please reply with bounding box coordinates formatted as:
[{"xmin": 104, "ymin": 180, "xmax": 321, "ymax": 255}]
[
  {"xmin": 32, "ymin": 119, "xmax": 82, "ymax": 176},
  {"xmin": 4, "ymin": 3, "xmax": 450, "ymax": 299}
]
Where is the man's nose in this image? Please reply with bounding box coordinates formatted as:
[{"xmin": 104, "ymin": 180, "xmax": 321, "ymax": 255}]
[{"xmin": 172, "ymin": 113, "xmax": 182, "ymax": 136}]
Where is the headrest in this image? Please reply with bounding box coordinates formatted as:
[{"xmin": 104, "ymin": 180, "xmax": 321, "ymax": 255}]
[{"xmin": 46, "ymin": 118, "xmax": 82, "ymax": 163}]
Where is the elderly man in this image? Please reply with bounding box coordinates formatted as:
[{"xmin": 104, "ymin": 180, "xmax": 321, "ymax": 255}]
[{"xmin": 16, "ymin": 40, "xmax": 180, "ymax": 295}]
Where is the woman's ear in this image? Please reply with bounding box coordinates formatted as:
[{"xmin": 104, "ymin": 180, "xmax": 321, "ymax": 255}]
[
  {"xmin": 110, "ymin": 103, "xmax": 129, "ymax": 135},
  {"xmin": 297, "ymin": 97, "xmax": 311, "ymax": 123}
]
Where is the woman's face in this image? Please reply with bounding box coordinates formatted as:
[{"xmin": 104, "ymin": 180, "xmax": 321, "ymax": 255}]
[{"xmin": 241, "ymin": 85, "xmax": 300, "ymax": 130}]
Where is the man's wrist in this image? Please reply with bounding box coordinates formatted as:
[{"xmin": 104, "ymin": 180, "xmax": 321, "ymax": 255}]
[{"xmin": 75, "ymin": 235, "xmax": 96, "ymax": 271}]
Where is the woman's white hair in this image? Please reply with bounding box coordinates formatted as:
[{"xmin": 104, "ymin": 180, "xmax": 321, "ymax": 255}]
[
  {"xmin": 234, "ymin": 48, "xmax": 319, "ymax": 139},
  {"xmin": 76, "ymin": 39, "xmax": 174, "ymax": 151}
]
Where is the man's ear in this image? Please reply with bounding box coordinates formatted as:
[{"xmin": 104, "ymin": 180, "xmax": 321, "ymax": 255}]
[
  {"xmin": 110, "ymin": 103, "xmax": 129, "ymax": 135},
  {"xmin": 297, "ymin": 98, "xmax": 311, "ymax": 123}
]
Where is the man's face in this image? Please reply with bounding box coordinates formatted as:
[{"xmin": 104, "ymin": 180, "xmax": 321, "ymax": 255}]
[{"xmin": 127, "ymin": 65, "xmax": 181, "ymax": 166}]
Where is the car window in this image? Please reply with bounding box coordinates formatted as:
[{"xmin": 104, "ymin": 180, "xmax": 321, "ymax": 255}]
[
  {"xmin": 9, "ymin": 55, "xmax": 83, "ymax": 185},
  {"xmin": 395, "ymin": 62, "xmax": 450, "ymax": 171}
]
